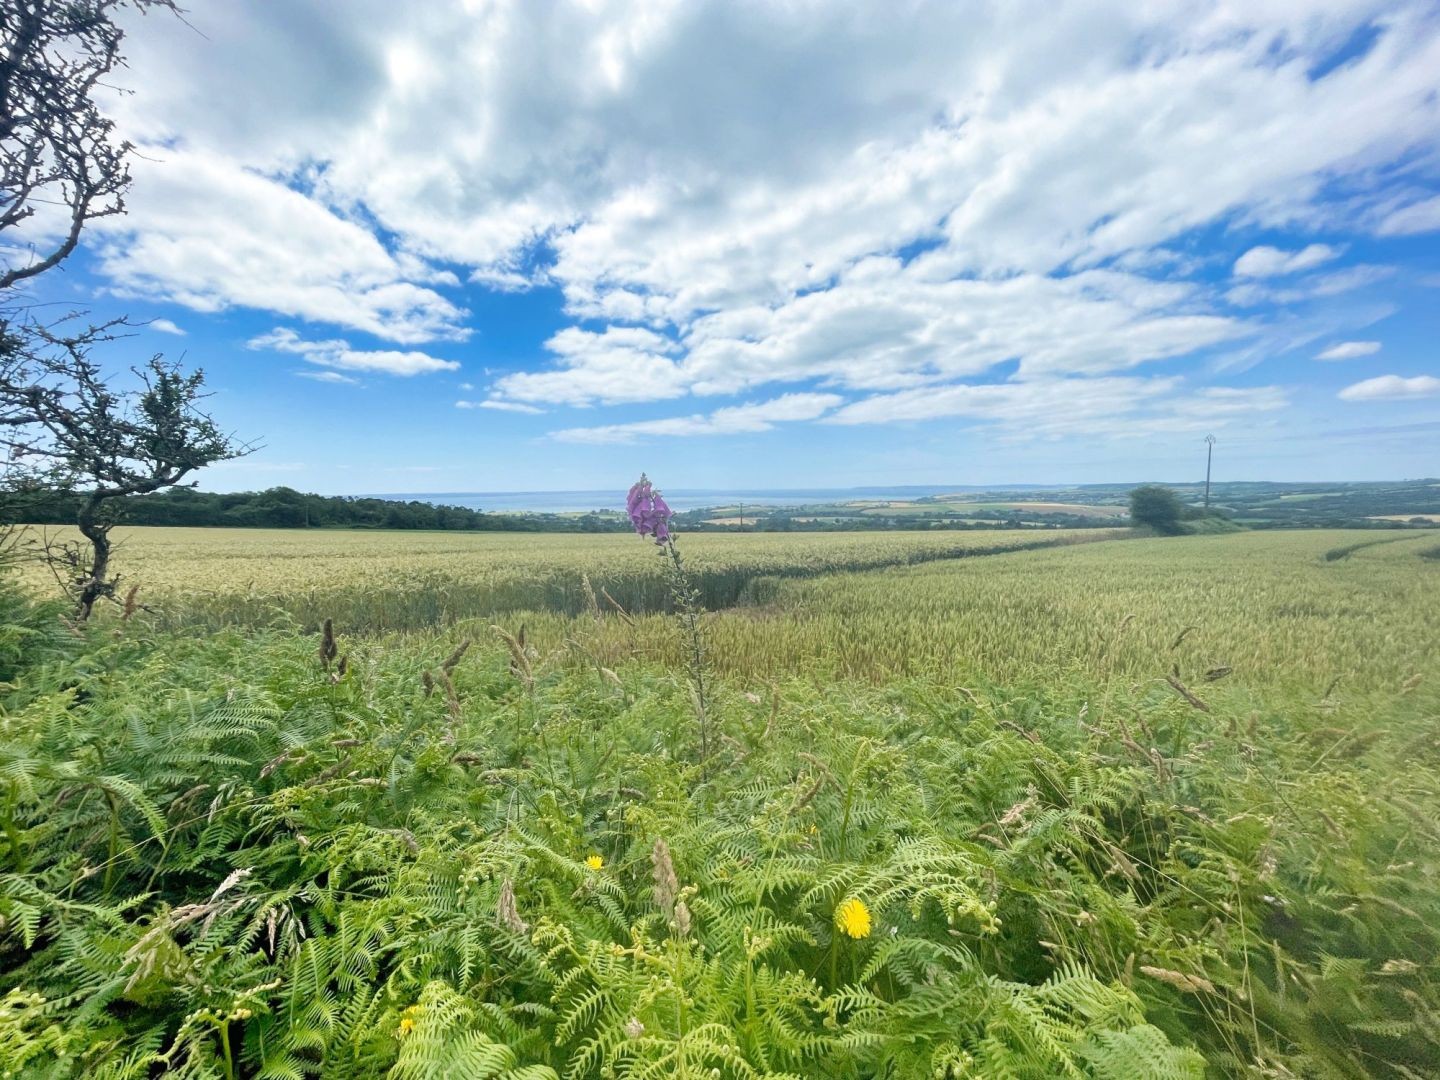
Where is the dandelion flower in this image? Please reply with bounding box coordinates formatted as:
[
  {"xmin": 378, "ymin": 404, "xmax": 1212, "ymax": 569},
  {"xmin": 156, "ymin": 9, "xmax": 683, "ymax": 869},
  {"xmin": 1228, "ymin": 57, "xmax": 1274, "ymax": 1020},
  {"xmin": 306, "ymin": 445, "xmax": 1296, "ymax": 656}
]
[
  {"xmin": 397, "ymin": 1017, "xmax": 416, "ymax": 1036},
  {"xmin": 835, "ymin": 897, "xmax": 872, "ymax": 939},
  {"xmin": 585, "ymin": 854, "xmax": 604, "ymax": 871}
]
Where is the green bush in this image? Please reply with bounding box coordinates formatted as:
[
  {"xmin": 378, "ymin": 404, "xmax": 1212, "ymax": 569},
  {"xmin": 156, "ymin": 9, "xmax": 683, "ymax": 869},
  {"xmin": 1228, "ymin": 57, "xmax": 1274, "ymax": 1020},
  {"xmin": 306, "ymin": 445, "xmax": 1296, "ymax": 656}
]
[{"xmin": 1128, "ymin": 486, "xmax": 1187, "ymax": 536}]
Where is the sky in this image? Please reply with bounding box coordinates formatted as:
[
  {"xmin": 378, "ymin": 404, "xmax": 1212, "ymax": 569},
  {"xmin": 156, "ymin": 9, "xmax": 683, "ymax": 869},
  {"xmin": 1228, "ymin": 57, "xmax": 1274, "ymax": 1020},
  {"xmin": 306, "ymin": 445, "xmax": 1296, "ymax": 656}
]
[{"xmin": 7, "ymin": 0, "xmax": 1440, "ymax": 495}]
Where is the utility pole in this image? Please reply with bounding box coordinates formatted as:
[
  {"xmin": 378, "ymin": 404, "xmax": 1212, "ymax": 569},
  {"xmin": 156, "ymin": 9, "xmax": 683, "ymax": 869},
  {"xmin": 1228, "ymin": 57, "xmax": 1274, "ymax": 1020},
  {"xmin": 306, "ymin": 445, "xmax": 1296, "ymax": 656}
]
[{"xmin": 1203, "ymin": 435, "xmax": 1216, "ymax": 509}]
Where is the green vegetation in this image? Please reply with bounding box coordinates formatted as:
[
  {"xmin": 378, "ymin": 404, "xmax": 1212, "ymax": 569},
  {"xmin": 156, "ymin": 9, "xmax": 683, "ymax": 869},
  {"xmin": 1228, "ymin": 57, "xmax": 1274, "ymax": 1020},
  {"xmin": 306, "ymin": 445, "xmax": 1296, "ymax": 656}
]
[
  {"xmin": 2, "ymin": 486, "xmax": 619, "ymax": 534},
  {"xmin": 2, "ymin": 526, "xmax": 1438, "ymax": 1077},
  {"xmin": 1128, "ymin": 486, "xmax": 1187, "ymax": 535}
]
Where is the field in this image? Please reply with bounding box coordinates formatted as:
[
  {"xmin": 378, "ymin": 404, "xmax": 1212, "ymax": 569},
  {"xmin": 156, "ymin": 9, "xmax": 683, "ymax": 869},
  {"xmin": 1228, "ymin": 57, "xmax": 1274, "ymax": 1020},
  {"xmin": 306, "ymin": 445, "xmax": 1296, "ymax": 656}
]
[
  {"xmin": 17, "ymin": 525, "xmax": 1110, "ymax": 632},
  {"xmin": 31, "ymin": 525, "xmax": 1432, "ymax": 696},
  {"xmin": 3, "ymin": 525, "xmax": 1439, "ymax": 1078}
]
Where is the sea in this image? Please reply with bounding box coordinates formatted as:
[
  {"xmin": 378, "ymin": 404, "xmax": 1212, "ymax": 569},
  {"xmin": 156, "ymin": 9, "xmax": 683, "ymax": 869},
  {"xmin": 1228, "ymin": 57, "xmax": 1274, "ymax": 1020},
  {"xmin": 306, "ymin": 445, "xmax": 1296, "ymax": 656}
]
[{"xmin": 366, "ymin": 486, "xmax": 1020, "ymax": 514}]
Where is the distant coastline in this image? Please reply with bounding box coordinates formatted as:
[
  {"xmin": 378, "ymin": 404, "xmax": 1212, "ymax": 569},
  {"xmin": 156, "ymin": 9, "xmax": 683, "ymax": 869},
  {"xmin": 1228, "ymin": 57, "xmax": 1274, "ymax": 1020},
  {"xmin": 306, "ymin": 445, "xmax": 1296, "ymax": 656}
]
[{"xmin": 365, "ymin": 486, "xmax": 1043, "ymax": 514}]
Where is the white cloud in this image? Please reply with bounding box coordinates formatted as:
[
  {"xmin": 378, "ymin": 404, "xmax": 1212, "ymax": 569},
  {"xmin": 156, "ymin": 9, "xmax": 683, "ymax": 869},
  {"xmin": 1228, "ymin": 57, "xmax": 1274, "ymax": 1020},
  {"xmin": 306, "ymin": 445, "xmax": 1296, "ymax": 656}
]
[
  {"xmin": 1375, "ymin": 194, "xmax": 1440, "ymax": 235},
  {"xmin": 468, "ymin": 266, "xmax": 537, "ymax": 292},
  {"xmin": 486, "ymin": 265, "xmax": 1246, "ymax": 409},
  {"xmin": 495, "ymin": 326, "xmax": 688, "ymax": 407},
  {"xmin": 458, "ymin": 399, "xmax": 545, "ymax": 414},
  {"xmin": 1338, "ymin": 374, "xmax": 1440, "ymax": 401},
  {"xmin": 1224, "ymin": 263, "xmax": 1394, "ymax": 307},
  {"xmin": 148, "ymin": 318, "xmax": 186, "ymax": 335},
  {"xmin": 552, "ymin": 392, "xmax": 843, "ymax": 443},
  {"xmin": 1233, "ymin": 244, "xmax": 1342, "ymax": 278},
  {"xmin": 297, "ymin": 370, "xmax": 361, "ymax": 385},
  {"xmin": 1316, "ymin": 340, "xmax": 1381, "ymax": 360},
  {"xmin": 93, "ymin": 0, "xmax": 1440, "ymax": 428},
  {"xmin": 249, "ymin": 327, "xmax": 459, "ymax": 376},
  {"xmin": 94, "ymin": 149, "xmax": 468, "ymax": 343},
  {"xmin": 826, "ymin": 377, "xmax": 1285, "ymax": 439}
]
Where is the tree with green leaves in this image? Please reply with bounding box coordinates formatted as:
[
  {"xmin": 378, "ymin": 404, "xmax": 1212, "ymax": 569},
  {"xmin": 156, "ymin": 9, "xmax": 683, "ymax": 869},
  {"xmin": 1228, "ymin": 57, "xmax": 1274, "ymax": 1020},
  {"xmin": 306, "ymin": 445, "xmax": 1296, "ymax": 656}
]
[
  {"xmin": 2, "ymin": 325, "xmax": 247, "ymax": 617},
  {"xmin": 1129, "ymin": 484, "xmax": 1186, "ymax": 535}
]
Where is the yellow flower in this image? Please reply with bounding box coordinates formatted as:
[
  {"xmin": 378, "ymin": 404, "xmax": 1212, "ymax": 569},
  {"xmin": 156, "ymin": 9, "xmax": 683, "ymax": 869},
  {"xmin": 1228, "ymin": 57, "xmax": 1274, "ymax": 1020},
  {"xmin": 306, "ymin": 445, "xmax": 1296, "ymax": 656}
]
[
  {"xmin": 835, "ymin": 897, "xmax": 872, "ymax": 939},
  {"xmin": 585, "ymin": 854, "xmax": 604, "ymax": 871},
  {"xmin": 397, "ymin": 1017, "xmax": 416, "ymax": 1037}
]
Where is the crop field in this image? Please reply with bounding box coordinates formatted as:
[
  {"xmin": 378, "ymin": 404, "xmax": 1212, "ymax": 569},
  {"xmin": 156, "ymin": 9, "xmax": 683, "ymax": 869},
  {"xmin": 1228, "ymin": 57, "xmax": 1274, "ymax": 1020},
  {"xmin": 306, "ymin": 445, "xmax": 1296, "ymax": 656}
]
[
  {"xmin": 18, "ymin": 524, "xmax": 1108, "ymax": 631},
  {"xmin": 5, "ymin": 525, "xmax": 1439, "ymax": 1078},
  {"xmin": 519, "ymin": 528, "xmax": 1436, "ymax": 695}
]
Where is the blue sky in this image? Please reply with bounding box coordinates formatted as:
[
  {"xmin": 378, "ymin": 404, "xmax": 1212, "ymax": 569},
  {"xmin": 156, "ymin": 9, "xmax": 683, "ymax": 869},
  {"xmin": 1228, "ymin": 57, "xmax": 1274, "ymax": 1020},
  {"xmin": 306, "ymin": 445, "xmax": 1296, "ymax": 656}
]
[{"xmin": 8, "ymin": 0, "xmax": 1440, "ymax": 495}]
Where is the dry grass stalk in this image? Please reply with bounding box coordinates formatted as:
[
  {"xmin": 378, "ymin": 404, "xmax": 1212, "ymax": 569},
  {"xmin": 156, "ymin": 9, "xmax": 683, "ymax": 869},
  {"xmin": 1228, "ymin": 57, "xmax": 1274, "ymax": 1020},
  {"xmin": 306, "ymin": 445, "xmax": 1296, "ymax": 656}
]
[
  {"xmin": 581, "ymin": 572, "xmax": 602, "ymax": 623},
  {"xmin": 600, "ymin": 586, "xmax": 636, "ymax": 626},
  {"xmin": 497, "ymin": 878, "xmax": 528, "ymax": 934},
  {"xmin": 442, "ymin": 639, "xmax": 470, "ymax": 675},
  {"xmin": 1140, "ymin": 965, "xmax": 1216, "ymax": 994},
  {"xmin": 1165, "ymin": 670, "xmax": 1210, "ymax": 712},
  {"xmin": 492, "ymin": 624, "xmax": 534, "ymax": 689},
  {"xmin": 439, "ymin": 669, "xmax": 462, "ymax": 741},
  {"xmin": 1168, "ymin": 625, "xmax": 1198, "ymax": 651},
  {"xmin": 319, "ymin": 618, "xmax": 337, "ymax": 670},
  {"xmin": 651, "ymin": 837, "xmax": 679, "ymax": 916}
]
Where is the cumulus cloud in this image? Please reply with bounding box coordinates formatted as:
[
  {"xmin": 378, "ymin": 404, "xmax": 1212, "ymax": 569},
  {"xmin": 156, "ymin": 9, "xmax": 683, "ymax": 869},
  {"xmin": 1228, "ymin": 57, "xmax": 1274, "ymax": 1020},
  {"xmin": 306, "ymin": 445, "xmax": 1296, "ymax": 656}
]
[
  {"xmin": 1316, "ymin": 340, "xmax": 1381, "ymax": 360},
  {"xmin": 248, "ymin": 327, "xmax": 459, "ymax": 376},
  {"xmin": 1338, "ymin": 374, "xmax": 1440, "ymax": 401},
  {"xmin": 90, "ymin": 0, "xmax": 1440, "ymax": 433},
  {"xmin": 94, "ymin": 149, "xmax": 468, "ymax": 344},
  {"xmin": 552, "ymin": 393, "xmax": 843, "ymax": 443},
  {"xmin": 1232, "ymin": 244, "xmax": 1342, "ymax": 278},
  {"xmin": 148, "ymin": 318, "xmax": 186, "ymax": 335},
  {"xmin": 495, "ymin": 326, "xmax": 688, "ymax": 407},
  {"xmin": 486, "ymin": 266, "xmax": 1245, "ymax": 409}
]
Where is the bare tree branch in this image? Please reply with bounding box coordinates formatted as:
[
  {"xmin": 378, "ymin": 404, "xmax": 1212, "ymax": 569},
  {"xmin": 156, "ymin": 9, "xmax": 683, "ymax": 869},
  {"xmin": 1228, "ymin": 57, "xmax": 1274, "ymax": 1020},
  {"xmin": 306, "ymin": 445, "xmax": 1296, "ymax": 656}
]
[{"xmin": 1, "ymin": 0, "xmax": 177, "ymax": 290}]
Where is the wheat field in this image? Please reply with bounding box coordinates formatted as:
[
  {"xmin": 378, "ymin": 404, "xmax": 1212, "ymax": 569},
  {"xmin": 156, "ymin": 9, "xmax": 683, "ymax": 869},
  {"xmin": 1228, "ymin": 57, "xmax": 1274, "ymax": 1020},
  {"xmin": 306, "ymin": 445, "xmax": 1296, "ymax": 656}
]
[{"xmin": 19, "ymin": 524, "xmax": 1107, "ymax": 630}]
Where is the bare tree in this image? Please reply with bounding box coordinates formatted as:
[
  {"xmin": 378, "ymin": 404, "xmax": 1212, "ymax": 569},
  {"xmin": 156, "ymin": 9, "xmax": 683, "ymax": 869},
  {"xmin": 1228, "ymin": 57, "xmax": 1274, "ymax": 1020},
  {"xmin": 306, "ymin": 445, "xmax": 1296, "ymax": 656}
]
[{"xmin": 1, "ymin": 0, "xmax": 174, "ymax": 290}]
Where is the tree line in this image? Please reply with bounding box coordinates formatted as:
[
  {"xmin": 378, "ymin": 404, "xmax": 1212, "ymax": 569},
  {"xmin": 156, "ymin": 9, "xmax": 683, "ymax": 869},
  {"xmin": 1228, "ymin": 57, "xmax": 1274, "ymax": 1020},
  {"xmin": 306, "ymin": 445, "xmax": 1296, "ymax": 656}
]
[{"xmin": 2, "ymin": 485, "xmax": 628, "ymax": 533}]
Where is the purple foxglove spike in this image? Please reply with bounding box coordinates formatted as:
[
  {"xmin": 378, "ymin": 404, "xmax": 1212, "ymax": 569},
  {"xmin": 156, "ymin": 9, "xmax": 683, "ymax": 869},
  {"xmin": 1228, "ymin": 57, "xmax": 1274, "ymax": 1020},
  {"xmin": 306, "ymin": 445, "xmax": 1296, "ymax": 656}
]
[{"xmin": 626, "ymin": 474, "xmax": 674, "ymax": 542}]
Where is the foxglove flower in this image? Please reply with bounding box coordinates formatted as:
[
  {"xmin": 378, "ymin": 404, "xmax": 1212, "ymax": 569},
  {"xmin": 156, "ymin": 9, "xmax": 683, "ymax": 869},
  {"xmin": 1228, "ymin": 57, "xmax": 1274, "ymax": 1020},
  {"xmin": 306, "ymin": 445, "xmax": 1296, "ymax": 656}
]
[{"xmin": 627, "ymin": 473, "xmax": 674, "ymax": 545}]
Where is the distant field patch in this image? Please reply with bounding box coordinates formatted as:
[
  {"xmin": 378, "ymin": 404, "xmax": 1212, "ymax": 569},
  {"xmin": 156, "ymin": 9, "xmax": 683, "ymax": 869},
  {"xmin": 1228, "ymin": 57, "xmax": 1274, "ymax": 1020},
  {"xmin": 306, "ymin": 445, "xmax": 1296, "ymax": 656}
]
[
  {"xmin": 928, "ymin": 500, "xmax": 1127, "ymax": 517},
  {"xmin": 1003, "ymin": 501, "xmax": 1128, "ymax": 517},
  {"xmin": 1367, "ymin": 514, "xmax": 1440, "ymax": 522}
]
